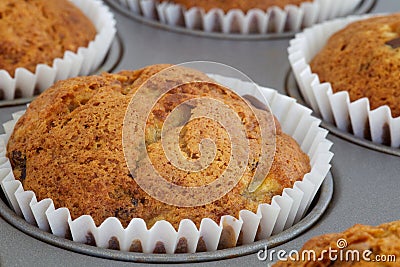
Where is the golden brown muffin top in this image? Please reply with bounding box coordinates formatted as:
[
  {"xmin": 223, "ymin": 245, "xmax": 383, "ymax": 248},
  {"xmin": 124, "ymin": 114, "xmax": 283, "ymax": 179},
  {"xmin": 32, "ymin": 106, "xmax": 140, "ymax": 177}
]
[
  {"xmin": 7, "ymin": 64, "xmax": 310, "ymax": 228},
  {"xmin": 161, "ymin": 0, "xmax": 313, "ymax": 12},
  {"xmin": 274, "ymin": 220, "xmax": 400, "ymax": 266},
  {"xmin": 310, "ymin": 14, "xmax": 400, "ymax": 118},
  {"xmin": 0, "ymin": 0, "xmax": 96, "ymax": 77}
]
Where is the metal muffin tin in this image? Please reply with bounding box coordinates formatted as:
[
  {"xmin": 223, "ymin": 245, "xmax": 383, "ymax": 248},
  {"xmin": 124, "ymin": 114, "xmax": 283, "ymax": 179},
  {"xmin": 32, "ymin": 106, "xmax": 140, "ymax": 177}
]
[{"xmin": 1, "ymin": 1, "xmax": 400, "ymax": 266}]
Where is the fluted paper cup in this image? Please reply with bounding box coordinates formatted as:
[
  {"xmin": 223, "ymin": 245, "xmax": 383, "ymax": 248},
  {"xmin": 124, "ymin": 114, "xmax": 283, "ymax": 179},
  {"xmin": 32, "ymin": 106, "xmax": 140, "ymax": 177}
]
[
  {"xmin": 288, "ymin": 14, "xmax": 400, "ymax": 147},
  {"xmin": 114, "ymin": 0, "xmax": 361, "ymax": 34},
  {"xmin": 0, "ymin": 0, "xmax": 116, "ymax": 100},
  {"xmin": 0, "ymin": 75, "xmax": 333, "ymax": 254}
]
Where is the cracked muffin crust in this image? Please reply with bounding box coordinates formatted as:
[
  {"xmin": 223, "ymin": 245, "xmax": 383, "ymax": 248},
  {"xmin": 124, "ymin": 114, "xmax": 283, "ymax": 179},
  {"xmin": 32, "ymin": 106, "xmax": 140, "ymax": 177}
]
[
  {"xmin": 0, "ymin": 0, "xmax": 96, "ymax": 77},
  {"xmin": 7, "ymin": 64, "xmax": 310, "ymax": 229},
  {"xmin": 310, "ymin": 14, "xmax": 400, "ymax": 118}
]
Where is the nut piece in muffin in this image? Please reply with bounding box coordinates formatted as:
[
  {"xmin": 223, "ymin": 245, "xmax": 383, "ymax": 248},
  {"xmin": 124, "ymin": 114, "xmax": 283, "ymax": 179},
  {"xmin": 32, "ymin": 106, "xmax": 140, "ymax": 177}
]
[
  {"xmin": 160, "ymin": 0, "xmax": 313, "ymax": 13},
  {"xmin": 274, "ymin": 220, "xmax": 400, "ymax": 266},
  {"xmin": 310, "ymin": 14, "xmax": 400, "ymax": 118},
  {"xmin": 7, "ymin": 64, "xmax": 310, "ymax": 230},
  {"xmin": 0, "ymin": 0, "xmax": 96, "ymax": 77}
]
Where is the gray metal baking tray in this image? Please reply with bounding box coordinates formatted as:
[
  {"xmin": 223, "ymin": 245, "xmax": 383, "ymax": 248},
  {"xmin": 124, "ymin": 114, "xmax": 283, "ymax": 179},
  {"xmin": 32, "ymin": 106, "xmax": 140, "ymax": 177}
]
[{"xmin": 0, "ymin": 0, "xmax": 399, "ymax": 266}]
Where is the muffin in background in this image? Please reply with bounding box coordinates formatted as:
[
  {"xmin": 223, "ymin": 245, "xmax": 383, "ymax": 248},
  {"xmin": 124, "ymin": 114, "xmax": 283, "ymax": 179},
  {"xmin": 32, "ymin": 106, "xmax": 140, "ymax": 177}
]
[
  {"xmin": 116, "ymin": 0, "xmax": 362, "ymax": 34},
  {"xmin": 310, "ymin": 13, "xmax": 400, "ymax": 118},
  {"xmin": 0, "ymin": 0, "xmax": 96, "ymax": 77},
  {"xmin": 274, "ymin": 220, "xmax": 400, "ymax": 266},
  {"xmin": 289, "ymin": 13, "xmax": 400, "ymax": 147},
  {"xmin": 0, "ymin": 0, "xmax": 116, "ymax": 101}
]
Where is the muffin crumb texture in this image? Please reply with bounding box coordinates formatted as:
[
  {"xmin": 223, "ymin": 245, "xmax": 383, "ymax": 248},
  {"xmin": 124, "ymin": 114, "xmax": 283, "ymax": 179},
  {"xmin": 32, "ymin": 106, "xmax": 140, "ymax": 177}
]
[
  {"xmin": 311, "ymin": 14, "xmax": 400, "ymax": 118},
  {"xmin": 7, "ymin": 64, "xmax": 310, "ymax": 229},
  {"xmin": 0, "ymin": 0, "xmax": 96, "ymax": 76}
]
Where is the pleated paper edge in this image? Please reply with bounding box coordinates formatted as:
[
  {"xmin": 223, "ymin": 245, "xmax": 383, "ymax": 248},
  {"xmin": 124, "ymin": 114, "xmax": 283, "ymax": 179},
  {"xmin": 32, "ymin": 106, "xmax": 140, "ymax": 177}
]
[
  {"xmin": 115, "ymin": 0, "xmax": 362, "ymax": 34},
  {"xmin": 0, "ymin": 75, "xmax": 333, "ymax": 254}
]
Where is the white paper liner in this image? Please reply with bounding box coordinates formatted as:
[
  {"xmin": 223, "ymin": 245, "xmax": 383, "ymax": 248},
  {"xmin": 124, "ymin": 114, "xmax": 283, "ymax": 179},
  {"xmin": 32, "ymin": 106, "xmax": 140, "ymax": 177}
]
[
  {"xmin": 0, "ymin": 0, "xmax": 116, "ymax": 100},
  {"xmin": 114, "ymin": 0, "xmax": 362, "ymax": 34},
  {"xmin": 288, "ymin": 14, "xmax": 400, "ymax": 148},
  {"xmin": 0, "ymin": 75, "xmax": 333, "ymax": 254}
]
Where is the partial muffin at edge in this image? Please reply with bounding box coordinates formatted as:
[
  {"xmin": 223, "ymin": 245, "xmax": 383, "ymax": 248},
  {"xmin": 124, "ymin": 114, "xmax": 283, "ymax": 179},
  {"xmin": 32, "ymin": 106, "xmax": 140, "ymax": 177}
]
[{"xmin": 274, "ymin": 220, "xmax": 400, "ymax": 266}]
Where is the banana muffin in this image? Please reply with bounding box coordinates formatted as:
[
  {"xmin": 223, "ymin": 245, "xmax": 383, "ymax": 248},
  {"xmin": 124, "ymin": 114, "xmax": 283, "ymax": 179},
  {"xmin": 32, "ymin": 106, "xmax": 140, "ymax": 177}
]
[
  {"xmin": 7, "ymin": 64, "xmax": 310, "ymax": 229},
  {"xmin": 0, "ymin": 0, "xmax": 96, "ymax": 77},
  {"xmin": 160, "ymin": 0, "xmax": 313, "ymax": 13},
  {"xmin": 310, "ymin": 14, "xmax": 400, "ymax": 118},
  {"xmin": 274, "ymin": 220, "xmax": 400, "ymax": 266}
]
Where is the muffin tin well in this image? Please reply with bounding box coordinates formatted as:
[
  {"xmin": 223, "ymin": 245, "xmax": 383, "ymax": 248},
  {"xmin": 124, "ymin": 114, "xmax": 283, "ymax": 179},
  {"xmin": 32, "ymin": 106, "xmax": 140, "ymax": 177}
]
[
  {"xmin": 0, "ymin": 73, "xmax": 333, "ymax": 257},
  {"xmin": 0, "ymin": 162, "xmax": 332, "ymax": 263},
  {"xmin": 285, "ymin": 69, "xmax": 400, "ymax": 157},
  {"xmin": 104, "ymin": 0, "xmax": 377, "ymax": 40}
]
